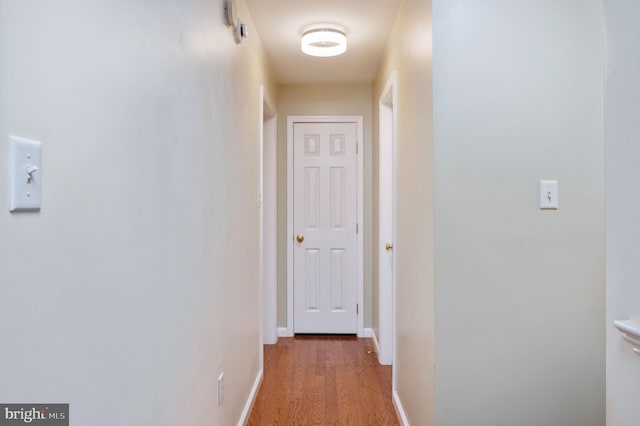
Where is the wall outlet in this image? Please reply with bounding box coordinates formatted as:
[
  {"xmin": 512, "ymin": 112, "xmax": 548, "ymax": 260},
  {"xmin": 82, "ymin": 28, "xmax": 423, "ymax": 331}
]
[{"xmin": 217, "ymin": 372, "xmax": 224, "ymax": 406}]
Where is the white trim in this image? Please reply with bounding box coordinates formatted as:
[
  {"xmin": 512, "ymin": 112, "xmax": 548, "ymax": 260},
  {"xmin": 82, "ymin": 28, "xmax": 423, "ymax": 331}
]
[
  {"xmin": 278, "ymin": 327, "xmax": 294, "ymax": 337},
  {"xmin": 259, "ymin": 86, "xmax": 264, "ymax": 369},
  {"xmin": 287, "ymin": 118, "xmax": 294, "ymax": 336},
  {"xmin": 378, "ymin": 71, "xmax": 398, "ymax": 367},
  {"xmin": 370, "ymin": 329, "xmax": 381, "ymax": 356},
  {"xmin": 393, "ymin": 390, "xmax": 410, "ymax": 426},
  {"xmin": 237, "ymin": 369, "xmax": 263, "ymax": 426},
  {"xmin": 363, "ymin": 327, "xmax": 373, "ymax": 338},
  {"xmin": 356, "ymin": 115, "xmax": 364, "ymax": 338},
  {"xmin": 260, "ymin": 86, "xmax": 278, "ymax": 346},
  {"xmin": 287, "ymin": 115, "xmax": 365, "ymax": 337}
]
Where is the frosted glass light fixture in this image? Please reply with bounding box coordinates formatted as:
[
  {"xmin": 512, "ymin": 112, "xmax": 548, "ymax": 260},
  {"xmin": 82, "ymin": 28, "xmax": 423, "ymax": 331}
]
[{"xmin": 301, "ymin": 27, "xmax": 347, "ymax": 57}]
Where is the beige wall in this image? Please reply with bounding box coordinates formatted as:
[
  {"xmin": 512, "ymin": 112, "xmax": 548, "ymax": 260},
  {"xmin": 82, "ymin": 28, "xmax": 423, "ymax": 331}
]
[
  {"xmin": 373, "ymin": 0, "xmax": 435, "ymax": 423},
  {"xmin": 433, "ymin": 1, "xmax": 605, "ymax": 425},
  {"xmin": 276, "ymin": 84, "xmax": 373, "ymax": 328},
  {"xmin": 0, "ymin": 1, "xmax": 275, "ymax": 425}
]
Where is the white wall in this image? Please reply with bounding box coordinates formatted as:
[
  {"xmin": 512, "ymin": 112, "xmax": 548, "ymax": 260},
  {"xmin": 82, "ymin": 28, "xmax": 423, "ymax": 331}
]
[
  {"xmin": 276, "ymin": 84, "xmax": 373, "ymax": 329},
  {"xmin": 605, "ymin": 1, "xmax": 640, "ymax": 425},
  {"xmin": 0, "ymin": 1, "xmax": 274, "ymax": 425},
  {"xmin": 433, "ymin": 1, "xmax": 605, "ymax": 425},
  {"xmin": 373, "ymin": 0, "xmax": 435, "ymax": 423}
]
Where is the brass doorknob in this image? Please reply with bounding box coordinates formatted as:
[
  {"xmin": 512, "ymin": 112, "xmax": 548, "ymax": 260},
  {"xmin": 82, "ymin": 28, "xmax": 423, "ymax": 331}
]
[
  {"xmin": 296, "ymin": 234, "xmax": 305, "ymax": 243},
  {"xmin": 385, "ymin": 243, "xmax": 394, "ymax": 251}
]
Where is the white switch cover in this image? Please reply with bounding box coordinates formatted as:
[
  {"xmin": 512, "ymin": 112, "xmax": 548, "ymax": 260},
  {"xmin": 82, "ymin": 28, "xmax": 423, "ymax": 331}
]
[
  {"xmin": 9, "ymin": 135, "xmax": 42, "ymax": 212},
  {"xmin": 539, "ymin": 180, "xmax": 558, "ymax": 209}
]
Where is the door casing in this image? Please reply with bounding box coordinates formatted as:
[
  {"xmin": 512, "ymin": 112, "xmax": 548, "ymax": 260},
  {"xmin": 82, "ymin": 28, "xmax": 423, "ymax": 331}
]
[
  {"xmin": 377, "ymin": 71, "xmax": 398, "ymax": 367},
  {"xmin": 260, "ymin": 86, "xmax": 277, "ymax": 346},
  {"xmin": 286, "ymin": 115, "xmax": 364, "ymax": 337}
]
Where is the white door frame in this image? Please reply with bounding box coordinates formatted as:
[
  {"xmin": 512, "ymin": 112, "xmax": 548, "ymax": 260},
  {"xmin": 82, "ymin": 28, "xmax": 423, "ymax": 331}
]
[
  {"xmin": 260, "ymin": 86, "xmax": 278, "ymax": 355},
  {"xmin": 378, "ymin": 72, "xmax": 398, "ymax": 368},
  {"xmin": 286, "ymin": 115, "xmax": 364, "ymax": 337}
]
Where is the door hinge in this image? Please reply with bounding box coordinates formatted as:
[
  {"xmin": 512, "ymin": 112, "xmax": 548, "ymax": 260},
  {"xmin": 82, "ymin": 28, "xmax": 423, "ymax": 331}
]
[
  {"xmin": 356, "ymin": 143, "xmax": 359, "ymax": 154},
  {"xmin": 356, "ymin": 223, "xmax": 359, "ymax": 234},
  {"xmin": 356, "ymin": 304, "xmax": 359, "ymax": 315}
]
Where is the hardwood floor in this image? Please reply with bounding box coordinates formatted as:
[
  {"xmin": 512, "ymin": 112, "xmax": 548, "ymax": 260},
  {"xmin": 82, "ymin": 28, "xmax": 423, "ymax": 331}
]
[{"xmin": 247, "ymin": 335, "xmax": 400, "ymax": 425}]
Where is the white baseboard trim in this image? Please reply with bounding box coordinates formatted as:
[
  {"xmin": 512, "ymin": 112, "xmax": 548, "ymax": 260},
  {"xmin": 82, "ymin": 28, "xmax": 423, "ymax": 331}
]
[
  {"xmin": 278, "ymin": 327, "xmax": 293, "ymax": 337},
  {"xmin": 393, "ymin": 390, "xmax": 410, "ymax": 426},
  {"xmin": 363, "ymin": 327, "xmax": 373, "ymax": 338},
  {"xmin": 263, "ymin": 334, "xmax": 278, "ymax": 345},
  {"xmin": 370, "ymin": 329, "xmax": 381, "ymax": 355},
  {"xmin": 237, "ymin": 369, "xmax": 262, "ymax": 426}
]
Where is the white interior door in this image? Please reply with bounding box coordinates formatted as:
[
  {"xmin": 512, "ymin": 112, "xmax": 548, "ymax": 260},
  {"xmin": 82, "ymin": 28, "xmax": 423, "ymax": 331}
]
[{"xmin": 293, "ymin": 122, "xmax": 358, "ymax": 334}]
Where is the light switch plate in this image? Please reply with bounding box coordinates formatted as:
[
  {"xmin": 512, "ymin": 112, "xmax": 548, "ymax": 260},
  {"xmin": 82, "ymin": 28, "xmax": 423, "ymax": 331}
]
[
  {"xmin": 9, "ymin": 135, "xmax": 42, "ymax": 212},
  {"xmin": 539, "ymin": 180, "xmax": 558, "ymax": 209}
]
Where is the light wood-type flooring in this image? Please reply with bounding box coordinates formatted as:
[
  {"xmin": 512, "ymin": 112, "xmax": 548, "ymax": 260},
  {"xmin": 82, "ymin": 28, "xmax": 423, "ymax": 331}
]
[{"xmin": 247, "ymin": 335, "xmax": 400, "ymax": 425}]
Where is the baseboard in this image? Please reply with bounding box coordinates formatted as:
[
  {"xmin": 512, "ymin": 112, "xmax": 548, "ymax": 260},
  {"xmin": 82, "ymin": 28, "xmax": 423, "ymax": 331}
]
[
  {"xmin": 237, "ymin": 369, "xmax": 262, "ymax": 426},
  {"xmin": 278, "ymin": 327, "xmax": 293, "ymax": 337},
  {"xmin": 363, "ymin": 327, "xmax": 373, "ymax": 338},
  {"xmin": 393, "ymin": 390, "xmax": 410, "ymax": 426},
  {"xmin": 370, "ymin": 329, "xmax": 380, "ymax": 355}
]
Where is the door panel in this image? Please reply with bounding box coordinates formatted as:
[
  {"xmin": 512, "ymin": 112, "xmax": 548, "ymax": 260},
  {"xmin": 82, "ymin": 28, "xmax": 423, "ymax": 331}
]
[
  {"xmin": 294, "ymin": 122, "xmax": 358, "ymax": 334},
  {"xmin": 330, "ymin": 249, "xmax": 345, "ymax": 311},
  {"xmin": 305, "ymin": 249, "xmax": 320, "ymax": 311},
  {"xmin": 305, "ymin": 167, "xmax": 320, "ymax": 229}
]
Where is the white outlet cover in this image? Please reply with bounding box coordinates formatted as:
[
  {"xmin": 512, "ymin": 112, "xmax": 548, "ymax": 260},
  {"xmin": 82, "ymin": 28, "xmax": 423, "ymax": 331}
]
[
  {"xmin": 9, "ymin": 135, "xmax": 42, "ymax": 212},
  {"xmin": 539, "ymin": 180, "xmax": 558, "ymax": 210}
]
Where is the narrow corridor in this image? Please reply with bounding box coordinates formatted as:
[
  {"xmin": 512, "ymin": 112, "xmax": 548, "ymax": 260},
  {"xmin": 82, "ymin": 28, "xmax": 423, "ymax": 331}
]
[{"xmin": 248, "ymin": 336, "xmax": 399, "ymax": 425}]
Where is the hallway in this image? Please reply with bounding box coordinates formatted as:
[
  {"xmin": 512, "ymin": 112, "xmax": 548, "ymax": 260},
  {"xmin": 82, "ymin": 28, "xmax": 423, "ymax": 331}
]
[
  {"xmin": 247, "ymin": 336, "xmax": 399, "ymax": 425},
  {"xmin": 1, "ymin": 0, "xmax": 638, "ymax": 425}
]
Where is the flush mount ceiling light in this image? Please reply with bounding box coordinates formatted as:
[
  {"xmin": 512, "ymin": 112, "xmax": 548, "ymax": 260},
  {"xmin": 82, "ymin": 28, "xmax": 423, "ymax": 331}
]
[{"xmin": 301, "ymin": 27, "xmax": 347, "ymax": 57}]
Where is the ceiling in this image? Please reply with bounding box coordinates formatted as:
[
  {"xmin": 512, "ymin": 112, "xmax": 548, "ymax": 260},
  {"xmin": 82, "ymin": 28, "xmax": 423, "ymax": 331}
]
[{"xmin": 244, "ymin": 0, "xmax": 402, "ymax": 85}]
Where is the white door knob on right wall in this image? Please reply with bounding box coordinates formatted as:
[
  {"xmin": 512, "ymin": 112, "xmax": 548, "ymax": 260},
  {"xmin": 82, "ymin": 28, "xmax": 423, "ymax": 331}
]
[{"xmin": 539, "ymin": 180, "xmax": 558, "ymax": 209}]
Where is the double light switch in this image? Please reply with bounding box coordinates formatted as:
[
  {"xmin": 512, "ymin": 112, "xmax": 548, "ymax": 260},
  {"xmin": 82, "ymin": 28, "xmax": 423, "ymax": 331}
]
[{"xmin": 9, "ymin": 135, "xmax": 42, "ymax": 212}]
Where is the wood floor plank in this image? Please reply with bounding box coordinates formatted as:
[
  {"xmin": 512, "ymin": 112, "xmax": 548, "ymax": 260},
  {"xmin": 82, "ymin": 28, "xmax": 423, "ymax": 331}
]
[{"xmin": 247, "ymin": 335, "xmax": 400, "ymax": 425}]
